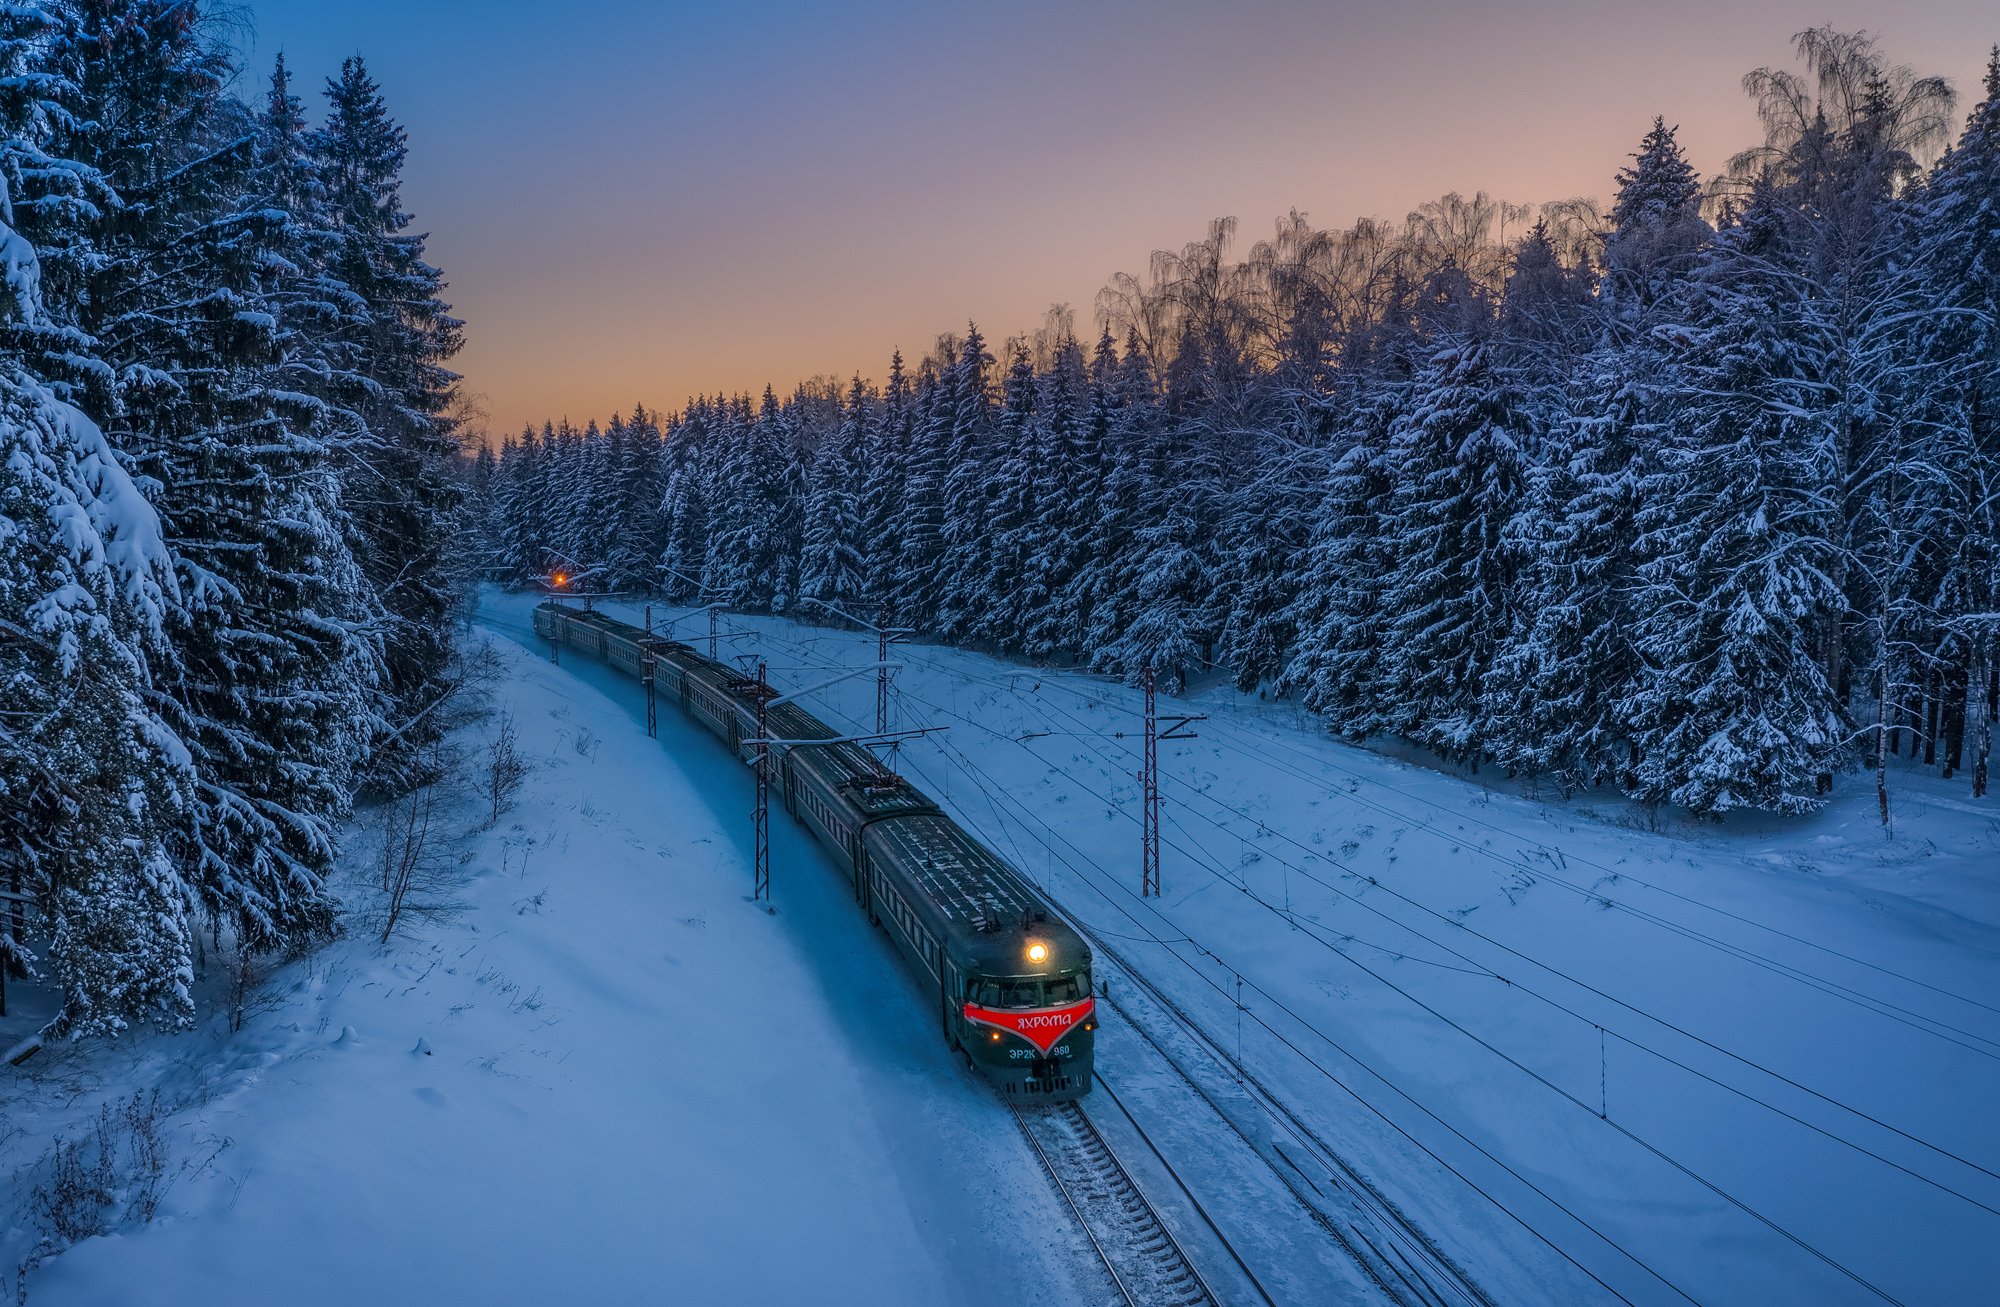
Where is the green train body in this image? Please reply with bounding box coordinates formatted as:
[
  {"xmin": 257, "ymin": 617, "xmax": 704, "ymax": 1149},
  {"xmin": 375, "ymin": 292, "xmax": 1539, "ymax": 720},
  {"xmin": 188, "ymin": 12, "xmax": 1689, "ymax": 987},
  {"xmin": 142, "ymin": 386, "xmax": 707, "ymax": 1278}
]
[{"xmin": 532, "ymin": 601, "xmax": 1096, "ymax": 1101}]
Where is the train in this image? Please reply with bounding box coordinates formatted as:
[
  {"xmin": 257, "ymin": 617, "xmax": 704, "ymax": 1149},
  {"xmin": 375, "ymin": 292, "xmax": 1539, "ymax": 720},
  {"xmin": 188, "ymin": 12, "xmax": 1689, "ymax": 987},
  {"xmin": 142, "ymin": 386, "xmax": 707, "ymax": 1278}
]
[{"xmin": 531, "ymin": 599, "xmax": 1096, "ymax": 1101}]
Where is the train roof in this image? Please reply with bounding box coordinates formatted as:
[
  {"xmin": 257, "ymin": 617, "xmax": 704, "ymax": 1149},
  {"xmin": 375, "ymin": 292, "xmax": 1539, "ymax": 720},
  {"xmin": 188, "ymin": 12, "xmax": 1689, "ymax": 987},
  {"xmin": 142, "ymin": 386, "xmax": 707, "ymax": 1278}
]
[
  {"xmin": 789, "ymin": 741, "xmax": 938, "ymax": 819},
  {"xmin": 865, "ymin": 812, "xmax": 1090, "ymax": 976}
]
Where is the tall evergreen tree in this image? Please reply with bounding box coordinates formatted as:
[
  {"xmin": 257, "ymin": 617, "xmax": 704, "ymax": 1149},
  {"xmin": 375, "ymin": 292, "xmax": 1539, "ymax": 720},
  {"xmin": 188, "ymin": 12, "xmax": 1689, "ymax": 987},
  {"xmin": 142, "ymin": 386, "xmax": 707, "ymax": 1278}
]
[
  {"xmin": 1623, "ymin": 190, "xmax": 1847, "ymax": 814},
  {"xmin": 319, "ymin": 56, "xmax": 464, "ymax": 789},
  {"xmin": 1373, "ymin": 334, "xmax": 1530, "ymax": 762},
  {"xmin": 799, "ymin": 378, "xmax": 866, "ymax": 609}
]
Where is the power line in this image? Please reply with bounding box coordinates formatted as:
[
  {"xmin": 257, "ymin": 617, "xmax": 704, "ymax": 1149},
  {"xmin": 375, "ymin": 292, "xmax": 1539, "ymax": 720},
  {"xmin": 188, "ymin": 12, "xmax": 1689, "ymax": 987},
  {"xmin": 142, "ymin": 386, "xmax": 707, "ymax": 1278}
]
[
  {"xmin": 737, "ymin": 626, "xmax": 1967, "ymax": 1300},
  {"xmin": 886, "ymin": 638, "xmax": 2000, "ymax": 1028},
  {"xmin": 877, "ymin": 663, "xmax": 2000, "ymax": 1208},
  {"xmin": 736, "ymin": 625, "xmax": 1697, "ymax": 1303},
  {"xmin": 638, "ymin": 611, "xmax": 1979, "ymax": 1300}
]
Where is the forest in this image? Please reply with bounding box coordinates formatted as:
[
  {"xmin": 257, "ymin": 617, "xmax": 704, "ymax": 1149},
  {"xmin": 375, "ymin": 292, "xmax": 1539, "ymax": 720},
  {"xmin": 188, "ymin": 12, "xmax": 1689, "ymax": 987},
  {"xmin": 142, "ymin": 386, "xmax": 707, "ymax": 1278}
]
[
  {"xmin": 6, "ymin": 15, "xmax": 1999, "ymax": 1039},
  {"xmin": 481, "ymin": 30, "xmax": 2000, "ymax": 829},
  {"xmin": 1, "ymin": 4, "xmax": 464, "ymax": 1034}
]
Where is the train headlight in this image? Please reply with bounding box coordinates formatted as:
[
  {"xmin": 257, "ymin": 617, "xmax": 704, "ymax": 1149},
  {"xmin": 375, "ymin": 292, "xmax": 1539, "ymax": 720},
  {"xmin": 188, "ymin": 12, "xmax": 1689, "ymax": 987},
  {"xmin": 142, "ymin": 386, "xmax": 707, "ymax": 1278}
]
[{"xmin": 1026, "ymin": 942, "xmax": 1048, "ymax": 964}]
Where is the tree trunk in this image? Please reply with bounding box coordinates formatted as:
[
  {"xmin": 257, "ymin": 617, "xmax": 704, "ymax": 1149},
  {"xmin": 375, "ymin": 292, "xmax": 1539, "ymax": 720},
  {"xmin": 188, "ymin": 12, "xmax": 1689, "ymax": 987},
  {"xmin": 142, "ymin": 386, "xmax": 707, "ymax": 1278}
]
[
  {"xmin": 1875, "ymin": 659, "xmax": 1892, "ymax": 824},
  {"xmin": 1969, "ymin": 633, "xmax": 1993, "ymax": 800},
  {"xmin": 1924, "ymin": 664, "xmax": 1940, "ymax": 766}
]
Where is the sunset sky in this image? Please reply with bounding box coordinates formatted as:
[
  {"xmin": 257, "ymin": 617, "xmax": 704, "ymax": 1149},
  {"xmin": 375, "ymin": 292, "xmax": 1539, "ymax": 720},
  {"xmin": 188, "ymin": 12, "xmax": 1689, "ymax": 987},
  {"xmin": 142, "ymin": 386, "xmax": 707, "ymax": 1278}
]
[{"xmin": 235, "ymin": 1, "xmax": 1997, "ymax": 439}]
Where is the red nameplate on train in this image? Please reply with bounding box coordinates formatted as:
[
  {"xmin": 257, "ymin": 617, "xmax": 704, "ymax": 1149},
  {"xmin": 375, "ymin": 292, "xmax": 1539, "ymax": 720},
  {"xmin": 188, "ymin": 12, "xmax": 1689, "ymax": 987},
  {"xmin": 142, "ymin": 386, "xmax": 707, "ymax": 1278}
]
[{"xmin": 960, "ymin": 998, "xmax": 1094, "ymax": 1053}]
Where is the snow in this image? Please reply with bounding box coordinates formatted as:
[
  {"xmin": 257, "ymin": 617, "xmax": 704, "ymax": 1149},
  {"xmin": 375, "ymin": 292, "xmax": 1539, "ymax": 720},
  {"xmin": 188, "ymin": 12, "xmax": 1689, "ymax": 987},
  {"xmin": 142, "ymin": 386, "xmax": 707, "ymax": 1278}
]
[
  {"xmin": 6, "ymin": 585, "xmax": 1997, "ymax": 1305},
  {"xmin": 561, "ymin": 591, "xmax": 2000, "ymax": 1306},
  {"xmin": 2, "ymin": 596, "xmax": 1098, "ymax": 1306}
]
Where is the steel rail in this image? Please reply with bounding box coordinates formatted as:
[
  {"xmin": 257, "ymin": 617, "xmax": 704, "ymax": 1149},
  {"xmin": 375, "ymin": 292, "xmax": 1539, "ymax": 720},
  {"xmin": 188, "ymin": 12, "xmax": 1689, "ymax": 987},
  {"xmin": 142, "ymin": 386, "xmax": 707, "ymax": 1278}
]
[
  {"xmin": 1091, "ymin": 943, "xmax": 1494, "ymax": 1307},
  {"xmin": 1089, "ymin": 1069, "xmax": 1277, "ymax": 1306},
  {"xmin": 1011, "ymin": 1104, "xmax": 1143, "ymax": 1307}
]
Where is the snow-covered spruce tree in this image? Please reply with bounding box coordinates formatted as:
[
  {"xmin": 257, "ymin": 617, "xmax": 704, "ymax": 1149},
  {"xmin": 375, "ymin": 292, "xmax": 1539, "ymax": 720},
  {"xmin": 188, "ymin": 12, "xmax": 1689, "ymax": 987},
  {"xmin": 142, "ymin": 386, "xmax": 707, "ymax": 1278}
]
[
  {"xmin": 857, "ymin": 351, "xmax": 911, "ymax": 618},
  {"xmin": 1100, "ymin": 328, "xmax": 1221, "ymax": 692},
  {"xmin": 497, "ymin": 423, "xmax": 551, "ymax": 582},
  {"xmin": 1490, "ymin": 118, "xmax": 1705, "ymax": 788},
  {"xmin": 1077, "ymin": 333, "xmax": 1158, "ymax": 669},
  {"xmin": 889, "ymin": 357, "xmax": 950, "ymax": 627},
  {"xmin": 25, "ymin": 7, "xmax": 373, "ymax": 951},
  {"xmin": 1481, "ymin": 213, "xmax": 1639, "ymax": 788},
  {"xmin": 1373, "ymin": 326, "xmax": 1531, "ymax": 764},
  {"xmin": 1032, "ymin": 329, "xmax": 1121, "ymax": 657},
  {"xmin": 658, "ymin": 401, "xmax": 713, "ymax": 596},
  {"xmin": 933, "ymin": 325, "xmax": 996, "ymax": 641},
  {"xmin": 708, "ymin": 387, "xmax": 800, "ymax": 608},
  {"xmin": 979, "ymin": 340, "xmax": 1043, "ymax": 648},
  {"xmin": 798, "ymin": 378, "xmax": 867, "ymax": 610},
  {"xmin": 1279, "ymin": 382, "xmax": 1400, "ymax": 736},
  {"xmin": 1275, "ymin": 269, "xmax": 1425, "ymax": 720},
  {"xmin": 1019, "ymin": 334, "xmax": 1090, "ymax": 661},
  {"xmin": 1715, "ymin": 30, "xmax": 1957, "ymax": 780},
  {"xmin": 1601, "ymin": 118, "xmax": 1710, "ymax": 318},
  {"xmin": 605, "ymin": 404, "xmax": 667, "ymax": 591},
  {"xmin": 1272, "ymin": 269, "xmax": 1432, "ymax": 727},
  {"xmin": 319, "ymin": 55, "xmax": 465, "ymax": 790},
  {"xmin": 1621, "ymin": 185, "xmax": 1847, "ymax": 815},
  {"xmin": 0, "ymin": 83, "xmax": 194, "ymax": 1034},
  {"xmin": 1909, "ymin": 50, "xmax": 2000, "ymax": 797},
  {"xmin": 1217, "ymin": 371, "xmax": 1334, "ymax": 693},
  {"xmin": 572, "ymin": 418, "xmax": 614, "ymax": 574}
]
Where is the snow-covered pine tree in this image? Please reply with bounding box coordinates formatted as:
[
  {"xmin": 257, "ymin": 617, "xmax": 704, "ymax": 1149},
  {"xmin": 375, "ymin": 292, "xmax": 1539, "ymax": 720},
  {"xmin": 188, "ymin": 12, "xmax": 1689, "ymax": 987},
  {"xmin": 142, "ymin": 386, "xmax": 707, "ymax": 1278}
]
[
  {"xmin": 1622, "ymin": 186, "xmax": 1847, "ymax": 815},
  {"xmin": 799, "ymin": 378, "xmax": 867, "ymax": 610},
  {"xmin": 934, "ymin": 325, "xmax": 996, "ymax": 640},
  {"xmin": 658, "ymin": 401, "xmax": 714, "ymax": 597},
  {"xmin": 319, "ymin": 55, "xmax": 464, "ymax": 789},
  {"xmin": 858, "ymin": 351, "xmax": 911, "ymax": 618},
  {"xmin": 980, "ymin": 340, "xmax": 1042, "ymax": 648},
  {"xmin": 1079, "ymin": 333, "xmax": 1159, "ymax": 670},
  {"xmin": 890, "ymin": 356, "xmax": 951, "ymax": 626},
  {"xmin": 1374, "ymin": 328, "xmax": 1530, "ymax": 764},
  {"xmin": 1602, "ymin": 118, "xmax": 1710, "ymax": 319},
  {"xmin": 0, "ymin": 72, "xmax": 194, "ymax": 1031},
  {"xmin": 1020, "ymin": 334, "xmax": 1089, "ymax": 660},
  {"xmin": 1897, "ymin": 51, "xmax": 2000, "ymax": 795},
  {"xmin": 26, "ymin": 6, "xmax": 373, "ymax": 950}
]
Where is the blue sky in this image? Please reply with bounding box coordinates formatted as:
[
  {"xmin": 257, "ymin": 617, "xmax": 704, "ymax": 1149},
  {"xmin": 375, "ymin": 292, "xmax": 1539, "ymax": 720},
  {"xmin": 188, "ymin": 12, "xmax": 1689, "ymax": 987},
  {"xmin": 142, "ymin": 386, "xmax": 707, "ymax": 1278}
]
[{"xmin": 233, "ymin": 1, "xmax": 1999, "ymax": 435}]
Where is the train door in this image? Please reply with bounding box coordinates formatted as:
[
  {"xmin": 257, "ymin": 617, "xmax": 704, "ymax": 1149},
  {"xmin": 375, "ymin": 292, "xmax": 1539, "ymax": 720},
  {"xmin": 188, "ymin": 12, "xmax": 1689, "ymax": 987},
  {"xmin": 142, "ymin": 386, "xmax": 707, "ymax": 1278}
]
[{"xmin": 940, "ymin": 957, "xmax": 959, "ymax": 1045}]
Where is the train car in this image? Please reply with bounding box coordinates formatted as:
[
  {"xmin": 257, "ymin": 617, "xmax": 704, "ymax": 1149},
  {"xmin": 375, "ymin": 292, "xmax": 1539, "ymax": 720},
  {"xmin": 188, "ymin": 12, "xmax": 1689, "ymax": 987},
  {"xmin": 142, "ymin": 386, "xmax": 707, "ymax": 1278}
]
[
  {"xmin": 861, "ymin": 811, "xmax": 1095, "ymax": 1098},
  {"xmin": 530, "ymin": 599, "xmax": 1095, "ymax": 1101}
]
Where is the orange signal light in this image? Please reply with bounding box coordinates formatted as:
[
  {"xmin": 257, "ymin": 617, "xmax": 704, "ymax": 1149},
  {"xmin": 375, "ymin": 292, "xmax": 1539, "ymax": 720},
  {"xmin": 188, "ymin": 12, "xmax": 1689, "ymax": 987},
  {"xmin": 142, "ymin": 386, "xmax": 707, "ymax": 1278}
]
[{"xmin": 553, "ymin": 573, "xmax": 567, "ymax": 588}]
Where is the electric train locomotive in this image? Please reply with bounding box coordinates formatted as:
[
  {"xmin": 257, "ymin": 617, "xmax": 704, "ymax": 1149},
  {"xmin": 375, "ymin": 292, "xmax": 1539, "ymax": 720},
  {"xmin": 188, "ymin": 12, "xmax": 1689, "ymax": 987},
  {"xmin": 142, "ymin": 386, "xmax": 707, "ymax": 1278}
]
[{"xmin": 532, "ymin": 600, "xmax": 1096, "ymax": 1101}]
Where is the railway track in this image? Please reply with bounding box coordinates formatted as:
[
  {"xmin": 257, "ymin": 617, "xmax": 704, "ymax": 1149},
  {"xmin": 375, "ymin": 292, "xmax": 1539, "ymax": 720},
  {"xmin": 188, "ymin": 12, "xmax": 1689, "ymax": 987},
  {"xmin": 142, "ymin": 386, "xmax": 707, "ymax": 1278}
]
[
  {"xmin": 1013, "ymin": 1098, "xmax": 1218, "ymax": 1307},
  {"xmin": 1090, "ymin": 942, "xmax": 1494, "ymax": 1307},
  {"xmin": 709, "ymin": 619, "xmax": 1490, "ymax": 1302},
  {"xmin": 580, "ymin": 611, "xmax": 1498, "ymax": 1302}
]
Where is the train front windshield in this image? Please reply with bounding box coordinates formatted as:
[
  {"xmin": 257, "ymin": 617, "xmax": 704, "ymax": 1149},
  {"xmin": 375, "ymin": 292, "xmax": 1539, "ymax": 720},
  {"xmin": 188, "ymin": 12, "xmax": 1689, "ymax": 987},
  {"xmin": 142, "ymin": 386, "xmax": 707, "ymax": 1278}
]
[{"xmin": 969, "ymin": 972, "xmax": 1092, "ymax": 1009}]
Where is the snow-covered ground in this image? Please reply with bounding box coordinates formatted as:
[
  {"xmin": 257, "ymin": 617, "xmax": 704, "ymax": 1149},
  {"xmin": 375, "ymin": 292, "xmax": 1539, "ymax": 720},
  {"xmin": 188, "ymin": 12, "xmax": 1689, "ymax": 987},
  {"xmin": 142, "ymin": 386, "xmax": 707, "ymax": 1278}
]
[
  {"xmin": 564, "ymin": 591, "xmax": 2000, "ymax": 1307},
  {"xmin": 7, "ymin": 587, "xmax": 1998, "ymax": 1305},
  {"xmin": 1, "ymin": 599, "xmax": 1101, "ymax": 1306}
]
